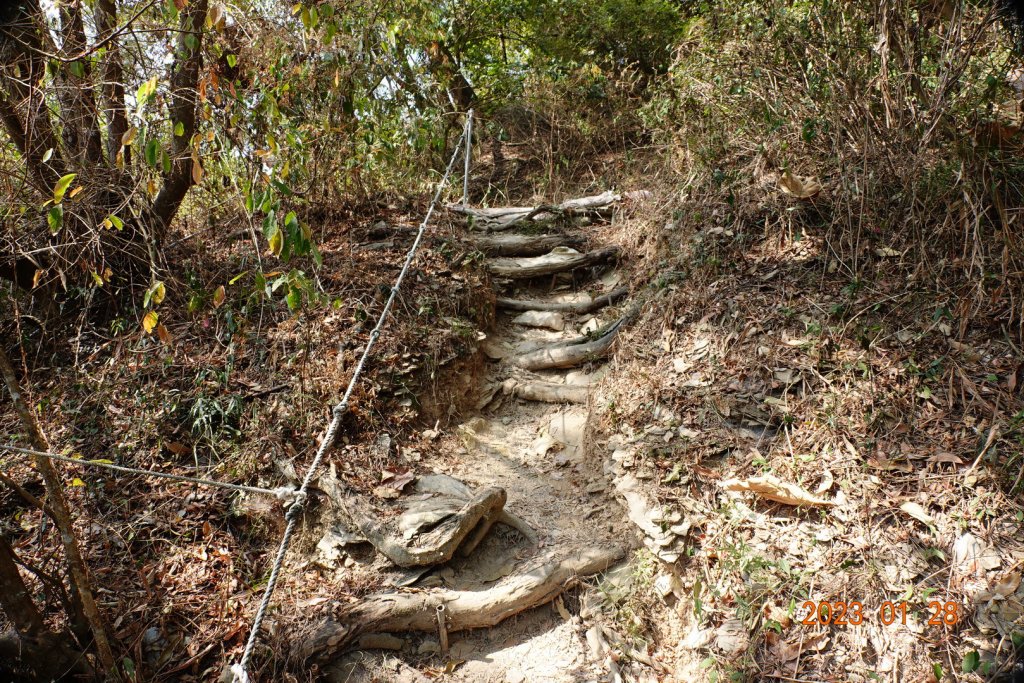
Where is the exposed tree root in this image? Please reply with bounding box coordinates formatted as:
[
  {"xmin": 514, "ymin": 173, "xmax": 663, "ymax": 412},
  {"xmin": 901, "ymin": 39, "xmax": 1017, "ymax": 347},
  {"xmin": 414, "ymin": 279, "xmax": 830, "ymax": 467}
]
[
  {"xmin": 496, "ymin": 286, "xmax": 629, "ymax": 314},
  {"xmin": 469, "ymin": 233, "xmax": 585, "ymax": 257},
  {"xmin": 486, "ymin": 246, "xmax": 619, "ymax": 279},
  {"xmin": 511, "ymin": 315, "xmax": 628, "ymax": 371},
  {"xmin": 447, "ymin": 191, "xmax": 622, "ymax": 231},
  {"xmin": 502, "ymin": 379, "xmax": 589, "ymax": 404},
  {"xmin": 299, "ymin": 545, "xmax": 626, "ymax": 662}
]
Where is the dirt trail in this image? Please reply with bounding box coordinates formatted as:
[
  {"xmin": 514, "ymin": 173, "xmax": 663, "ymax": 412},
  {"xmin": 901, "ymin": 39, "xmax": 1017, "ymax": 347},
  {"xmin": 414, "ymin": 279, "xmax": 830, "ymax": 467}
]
[{"xmin": 326, "ymin": 206, "xmax": 636, "ymax": 682}]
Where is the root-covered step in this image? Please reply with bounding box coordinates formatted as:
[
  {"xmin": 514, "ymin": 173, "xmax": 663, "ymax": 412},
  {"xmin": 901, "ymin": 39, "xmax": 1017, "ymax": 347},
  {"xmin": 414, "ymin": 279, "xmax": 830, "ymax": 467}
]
[
  {"xmin": 486, "ymin": 246, "xmax": 618, "ymax": 279},
  {"xmin": 497, "ymin": 285, "xmax": 628, "ymax": 314},
  {"xmin": 469, "ymin": 233, "xmax": 585, "ymax": 257}
]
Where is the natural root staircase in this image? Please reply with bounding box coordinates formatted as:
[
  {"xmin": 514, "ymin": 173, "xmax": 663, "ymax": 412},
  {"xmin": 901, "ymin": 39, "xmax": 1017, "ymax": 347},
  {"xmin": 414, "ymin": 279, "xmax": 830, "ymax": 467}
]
[{"xmin": 302, "ymin": 191, "xmax": 638, "ymax": 670}]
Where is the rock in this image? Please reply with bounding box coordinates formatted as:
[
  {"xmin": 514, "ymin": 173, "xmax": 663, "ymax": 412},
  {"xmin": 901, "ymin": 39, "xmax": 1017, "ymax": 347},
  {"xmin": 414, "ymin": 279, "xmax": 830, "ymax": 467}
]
[
  {"xmin": 512, "ymin": 310, "xmax": 566, "ymax": 331},
  {"xmin": 417, "ymin": 640, "xmax": 441, "ymax": 655}
]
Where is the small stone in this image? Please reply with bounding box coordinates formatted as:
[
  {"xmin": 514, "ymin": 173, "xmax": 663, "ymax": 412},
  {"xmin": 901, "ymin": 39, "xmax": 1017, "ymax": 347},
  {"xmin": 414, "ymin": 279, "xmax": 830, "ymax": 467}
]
[{"xmin": 417, "ymin": 640, "xmax": 440, "ymax": 655}]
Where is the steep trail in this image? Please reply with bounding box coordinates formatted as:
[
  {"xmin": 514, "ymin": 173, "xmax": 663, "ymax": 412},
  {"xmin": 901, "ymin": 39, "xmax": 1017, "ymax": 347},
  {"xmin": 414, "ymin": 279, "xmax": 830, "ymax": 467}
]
[{"xmin": 324, "ymin": 197, "xmax": 639, "ymax": 682}]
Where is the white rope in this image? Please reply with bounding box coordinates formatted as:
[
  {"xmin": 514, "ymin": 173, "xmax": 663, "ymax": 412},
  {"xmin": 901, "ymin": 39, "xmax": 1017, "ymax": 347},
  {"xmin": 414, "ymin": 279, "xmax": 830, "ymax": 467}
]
[
  {"xmin": 0, "ymin": 443, "xmax": 297, "ymax": 500},
  {"xmin": 231, "ymin": 120, "xmax": 471, "ymax": 682}
]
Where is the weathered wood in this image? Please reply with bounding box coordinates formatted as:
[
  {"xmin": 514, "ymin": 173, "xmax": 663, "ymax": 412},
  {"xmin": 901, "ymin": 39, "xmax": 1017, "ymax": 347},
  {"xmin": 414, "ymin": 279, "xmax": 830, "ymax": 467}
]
[
  {"xmin": 486, "ymin": 246, "xmax": 619, "ymax": 279},
  {"xmin": 504, "ymin": 380, "xmax": 589, "ymax": 404},
  {"xmin": 299, "ymin": 545, "xmax": 626, "ymax": 662},
  {"xmin": 496, "ymin": 286, "xmax": 629, "ymax": 314},
  {"xmin": 470, "ymin": 233, "xmax": 585, "ymax": 257},
  {"xmin": 448, "ymin": 191, "xmax": 623, "ymax": 230},
  {"xmin": 511, "ymin": 315, "xmax": 628, "ymax": 371}
]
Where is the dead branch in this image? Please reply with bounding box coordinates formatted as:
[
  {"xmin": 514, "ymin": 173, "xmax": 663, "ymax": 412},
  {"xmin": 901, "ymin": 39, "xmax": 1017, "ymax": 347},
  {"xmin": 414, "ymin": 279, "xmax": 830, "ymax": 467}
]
[
  {"xmin": 486, "ymin": 246, "xmax": 619, "ymax": 279},
  {"xmin": 299, "ymin": 545, "xmax": 626, "ymax": 662}
]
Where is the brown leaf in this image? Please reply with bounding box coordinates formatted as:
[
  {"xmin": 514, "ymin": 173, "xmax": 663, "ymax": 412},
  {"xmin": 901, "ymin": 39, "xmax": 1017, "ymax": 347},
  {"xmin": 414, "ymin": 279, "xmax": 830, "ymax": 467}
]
[
  {"xmin": 899, "ymin": 501, "xmax": 935, "ymax": 526},
  {"xmin": 779, "ymin": 171, "xmax": 822, "ymax": 199},
  {"xmin": 720, "ymin": 473, "xmax": 835, "ymax": 507}
]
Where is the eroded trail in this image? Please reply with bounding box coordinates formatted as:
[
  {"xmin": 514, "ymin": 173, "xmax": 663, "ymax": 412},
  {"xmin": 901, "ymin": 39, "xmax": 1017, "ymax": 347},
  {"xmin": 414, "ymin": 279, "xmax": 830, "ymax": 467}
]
[{"xmin": 318, "ymin": 194, "xmax": 639, "ymax": 682}]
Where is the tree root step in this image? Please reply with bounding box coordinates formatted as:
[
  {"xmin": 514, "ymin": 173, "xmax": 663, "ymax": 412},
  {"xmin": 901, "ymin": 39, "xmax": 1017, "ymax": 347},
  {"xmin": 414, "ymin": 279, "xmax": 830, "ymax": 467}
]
[
  {"xmin": 299, "ymin": 545, "xmax": 626, "ymax": 662},
  {"xmin": 497, "ymin": 286, "xmax": 629, "ymax": 314},
  {"xmin": 486, "ymin": 247, "xmax": 619, "ymax": 279}
]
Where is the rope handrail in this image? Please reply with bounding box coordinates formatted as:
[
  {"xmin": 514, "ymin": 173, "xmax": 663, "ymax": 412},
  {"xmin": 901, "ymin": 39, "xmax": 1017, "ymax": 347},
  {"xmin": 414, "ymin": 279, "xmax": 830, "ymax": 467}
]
[
  {"xmin": 231, "ymin": 111, "xmax": 474, "ymax": 683},
  {"xmin": 0, "ymin": 443, "xmax": 298, "ymax": 501}
]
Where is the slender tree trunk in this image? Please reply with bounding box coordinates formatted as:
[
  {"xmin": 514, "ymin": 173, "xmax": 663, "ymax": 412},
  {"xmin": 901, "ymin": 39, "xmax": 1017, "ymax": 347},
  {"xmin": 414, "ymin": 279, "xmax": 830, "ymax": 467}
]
[
  {"xmin": 95, "ymin": 0, "xmax": 130, "ymax": 165},
  {"xmin": 0, "ymin": 346, "xmax": 117, "ymax": 675},
  {"xmin": 151, "ymin": 0, "xmax": 210, "ymax": 234}
]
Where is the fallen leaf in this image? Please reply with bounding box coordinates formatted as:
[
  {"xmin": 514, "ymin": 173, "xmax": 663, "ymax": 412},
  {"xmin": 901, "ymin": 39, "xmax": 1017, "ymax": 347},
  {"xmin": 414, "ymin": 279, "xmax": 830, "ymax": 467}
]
[
  {"xmin": 720, "ymin": 473, "xmax": 835, "ymax": 507},
  {"xmin": 899, "ymin": 501, "xmax": 935, "ymax": 526},
  {"xmin": 928, "ymin": 452, "xmax": 963, "ymax": 466},
  {"xmin": 779, "ymin": 171, "xmax": 822, "ymax": 199}
]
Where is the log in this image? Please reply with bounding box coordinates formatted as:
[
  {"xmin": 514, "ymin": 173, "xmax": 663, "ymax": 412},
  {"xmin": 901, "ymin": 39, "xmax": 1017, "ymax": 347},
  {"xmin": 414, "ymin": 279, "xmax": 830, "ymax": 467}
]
[
  {"xmin": 486, "ymin": 246, "xmax": 619, "ymax": 279},
  {"xmin": 299, "ymin": 545, "xmax": 626, "ymax": 662},
  {"xmin": 470, "ymin": 233, "xmax": 584, "ymax": 257},
  {"xmin": 511, "ymin": 315, "xmax": 629, "ymax": 371},
  {"xmin": 496, "ymin": 286, "xmax": 629, "ymax": 314},
  {"xmin": 504, "ymin": 380, "xmax": 589, "ymax": 404}
]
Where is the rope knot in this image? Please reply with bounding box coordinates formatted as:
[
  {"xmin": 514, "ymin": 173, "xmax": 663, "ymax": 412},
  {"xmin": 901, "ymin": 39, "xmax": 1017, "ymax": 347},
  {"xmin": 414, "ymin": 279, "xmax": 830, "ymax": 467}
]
[
  {"xmin": 284, "ymin": 491, "xmax": 308, "ymax": 520},
  {"xmin": 332, "ymin": 402, "xmax": 348, "ymax": 419}
]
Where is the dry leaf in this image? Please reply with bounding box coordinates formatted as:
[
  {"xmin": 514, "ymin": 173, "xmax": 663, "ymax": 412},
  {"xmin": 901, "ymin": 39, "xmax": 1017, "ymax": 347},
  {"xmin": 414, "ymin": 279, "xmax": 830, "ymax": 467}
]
[
  {"xmin": 720, "ymin": 473, "xmax": 835, "ymax": 507},
  {"xmin": 779, "ymin": 171, "xmax": 822, "ymax": 199},
  {"xmin": 899, "ymin": 501, "xmax": 935, "ymax": 526},
  {"xmin": 772, "ymin": 632, "xmax": 829, "ymax": 662},
  {"xmin": 213, "ymin": 285, "xmax": 226, "ymax": 308},
  {"xmin": 928, "ymin": 452, "xmax": 963, "ymax": 466}
]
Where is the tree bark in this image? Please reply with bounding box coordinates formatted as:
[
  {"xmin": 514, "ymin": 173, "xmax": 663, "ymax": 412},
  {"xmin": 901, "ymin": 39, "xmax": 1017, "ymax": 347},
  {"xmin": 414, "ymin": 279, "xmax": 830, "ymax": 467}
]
[
  {"xmin": 0, "ymin": 346, "xmax": 116, "ymax": 674},
  {"xmin": 0, "ymin": 2, "xmax": 66, "ymax": 191},
  {"xmin": 95, "ymin": 0, "xmax": 130, "ymax": 164},
  {"xmin": 0, "ymin": 536, "xmax": 91, "ymax": 681},
  {"xmin": 151, "ymin": 0, "xmax": 210, "ymax": 233},
  {"xmin": 58, "ymin": 0, "xmax": 104, "ymax": 165}
]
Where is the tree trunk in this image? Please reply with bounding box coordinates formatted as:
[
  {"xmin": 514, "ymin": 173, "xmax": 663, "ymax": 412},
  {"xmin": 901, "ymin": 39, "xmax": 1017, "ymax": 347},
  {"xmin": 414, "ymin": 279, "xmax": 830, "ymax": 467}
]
[
  {"xmin": 0, "ymin": 346, "xmax": 116, "ymax": 674},
  {"xmin": 0, "ymin": 536, "xmax": 91, "ymax": 681},
  {"xmin": 150, "ymin": 0, "xmax": 210, "ymax": 235}
]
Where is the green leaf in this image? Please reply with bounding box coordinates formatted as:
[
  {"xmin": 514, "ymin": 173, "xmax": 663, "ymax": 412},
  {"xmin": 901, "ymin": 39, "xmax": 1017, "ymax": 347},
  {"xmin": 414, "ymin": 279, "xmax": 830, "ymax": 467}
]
[
  {"xmin": 310, "ymin": 242, "xmax": 322, "ymax": 267},
  {"xmin": 135, "ymin": 76, "xmax": 157, "ymax": 107},
  {"xmin": 71, "ymin": 477, "xmax": 85, "ymax": 487},
  {"xmin": 69, "ymin": 60, "xmax": 85, "ymax": 78},
  {"xmin": 47, "ymin": 205, "xmax": 63, "ymax": 233},
  {"xmin": 42, "ymin": 147, "xmax": 53, "ymax": 163},
  {"xmin": 229, "ymin": 271, "xmax": 248, "ymax": 285},
  {"xmin": 267, "ymin": 226, "xmax": 283, "ymax": 257},
  {"xmin": 962, "ymin": 651, "xmax": 980, "ymax": 673},
  {"xmin": 162, "ymin": 150, "xmax": 172, "ymax": 175},
  {"xmin": 53, "ymin": 173, "xmax": 77, "ymax": 204},
  {"xmin": 286, "ymin": 287, "xmax": 301, "ymax": 311},
  {"xmin": 174, "ymin": 121, "xmax": 185, "ymax": 136},
  {"xmin": 226, "ymin": 53, "xmax": 237, "ymax": 68},
  {"xmin": 108, "ymin": 215, "xmax": 124, "ymax": 230},
  {"xmin": 932, "ymin": 664, "xmax": 942, "ymax": 680},
  {"xmin": 145, "ymin": 139, "xmax": 159, "ymax": 167}
]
